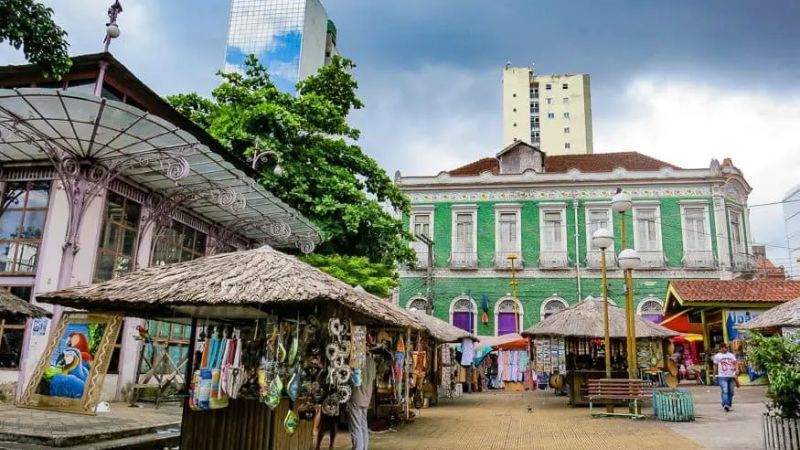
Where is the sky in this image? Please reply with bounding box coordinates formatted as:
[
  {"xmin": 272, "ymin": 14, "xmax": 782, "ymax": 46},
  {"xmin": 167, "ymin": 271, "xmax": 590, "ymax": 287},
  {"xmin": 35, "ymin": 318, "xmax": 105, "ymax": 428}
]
[{"xmin": 2, "ymin": 0, "xmax": 800, "ymax": 269}]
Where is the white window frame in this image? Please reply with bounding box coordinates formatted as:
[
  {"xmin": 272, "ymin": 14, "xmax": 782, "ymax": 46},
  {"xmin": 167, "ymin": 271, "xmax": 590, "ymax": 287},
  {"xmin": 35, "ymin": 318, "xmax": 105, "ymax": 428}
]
[
  {"xmin": 494, "ymin": 296, "xmax": 524, "ymax": 336},
  {"xmin": 546, "ymin": 97, "xmax": 553, "ymax": 104},
  {"xmin": 449, "ymin": 294, "xmax": 478, "ymax": 334},
  {"xmin": 547, "ymin": 112, "xmax": 555, "ymax": 119},
  {"xmin": 632, "ymin": 203, "xmax": 663, "ymax": 252},
  {"xmin": 729, "ymin": 207, "xmax": 746, "ymax": 253},
  {"xmin": 410, "ymin": 206, "xmax": 434, "ymax": 268},
  {"xmin": 562, "ymin": 97, "xmax": 569, "ymax": 104},
  {"xmin": 494, "ymin": 204, "xmax": 522, "ymax": 266},
  {"xmin": 584, "ymin": 203, "xmax": 614, "ymax": 251},
  {"xmin": 451, "ymin": 204, "xmax": 478, "ymax": 261},
  {"xmin": 406, "ymin": 295, "xmax": 429, "ymax": 311},
  {"xmin": 539, "ymin": 203, "xmax": 567, "ymax": 253},
  {"xmin": 540, "ymin": 295, "xmax": 568, "ymax": 320},
  {"xmin": 636, "ymin": 295, "xmax": 664, "ymax": 316},
  {"xmin": 680, "ymin": 202, "xmax": 712, "ymax": 251},
  {"xmin": 563, "ymin": 112, "xmax": 570, "ymax": 119}
]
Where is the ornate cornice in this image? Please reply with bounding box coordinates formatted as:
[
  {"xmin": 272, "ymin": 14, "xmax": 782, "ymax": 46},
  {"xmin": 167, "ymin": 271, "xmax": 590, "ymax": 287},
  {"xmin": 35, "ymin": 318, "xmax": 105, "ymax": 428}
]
[{"xmin": 398, "ymin": 267, "xmax": 728, "ymax": 280}]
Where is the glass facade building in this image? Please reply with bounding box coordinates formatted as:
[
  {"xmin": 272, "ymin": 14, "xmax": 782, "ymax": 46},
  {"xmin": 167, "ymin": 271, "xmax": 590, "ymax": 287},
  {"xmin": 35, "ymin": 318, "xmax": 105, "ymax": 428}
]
[
  {"xmin": 784, "ymin": 185, "xmax": 800, "ymax": 279},
  {"xmin": 224, "ymin": 0, "xmax": 332, "ymax": 94}
]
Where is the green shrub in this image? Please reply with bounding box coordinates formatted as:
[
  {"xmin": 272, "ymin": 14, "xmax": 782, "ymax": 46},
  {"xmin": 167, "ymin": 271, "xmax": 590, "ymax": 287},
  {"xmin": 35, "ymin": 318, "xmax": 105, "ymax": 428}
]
[{"xmin": 746, "ymin": 332, "xmax": 800, "ymax": 418}]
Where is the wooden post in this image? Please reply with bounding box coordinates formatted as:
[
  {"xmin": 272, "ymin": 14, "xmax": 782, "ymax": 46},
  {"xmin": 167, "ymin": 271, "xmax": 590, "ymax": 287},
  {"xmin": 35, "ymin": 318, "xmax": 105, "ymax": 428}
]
[{"xmin": 700, "ymin": 310, "xmax": 711, "ymax": 385}]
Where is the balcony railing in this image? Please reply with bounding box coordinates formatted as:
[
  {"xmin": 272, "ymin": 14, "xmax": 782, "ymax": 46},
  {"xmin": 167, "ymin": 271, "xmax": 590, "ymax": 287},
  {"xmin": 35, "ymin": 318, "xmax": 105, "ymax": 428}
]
[
  {"xmin": 732, "ymin": 252, "xmax": 755, "ymax": 271},
  {"xmin": 449, "ymin": 251, "xmax": 478, "ymax": 270},
  {"xmin": 585, "ymin": 250, "xmax": 617, "ymax": 269},
  {"xmin": 637, "ymin": 250, "xmax": 666, "ymax": 269},
  {"xmin": 539, "ymin": 250, "xmax": 569, "ymax": 269},
  {"xmin": 682, "ymin": 250, "xmax": 717, "ymax": 269},
  {"xmin": 412, "ymin": 250, "xmax": 431, "ymax": 270},
  {"xmin": 494, "ymin": 252, "xmax": 524, "ymax": 270}
]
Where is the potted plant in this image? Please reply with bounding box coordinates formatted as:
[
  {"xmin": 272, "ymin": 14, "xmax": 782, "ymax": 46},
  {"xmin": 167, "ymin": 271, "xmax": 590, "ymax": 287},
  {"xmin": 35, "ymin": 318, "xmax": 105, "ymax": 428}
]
[{"xmin": 746, "ymin": 333, "xmax": 800, "ymax": 450}]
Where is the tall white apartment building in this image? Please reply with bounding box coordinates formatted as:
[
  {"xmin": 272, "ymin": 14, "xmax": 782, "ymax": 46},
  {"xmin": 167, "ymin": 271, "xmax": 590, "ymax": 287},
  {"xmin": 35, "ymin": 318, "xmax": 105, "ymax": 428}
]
[
  {"xmin": 503, "ymin": 66, "xmax": 593, "ymax": 155},
  {"xmin": 224, "ymin": 0, "xmax": 338, "ymax": 94}
]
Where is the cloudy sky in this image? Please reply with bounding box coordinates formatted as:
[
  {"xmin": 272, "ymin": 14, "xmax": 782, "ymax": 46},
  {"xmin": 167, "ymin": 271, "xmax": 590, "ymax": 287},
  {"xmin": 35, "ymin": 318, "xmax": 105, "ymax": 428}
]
[{"xmin": 3, "ymin": 0, "xmax": 800, "ymax": 268}]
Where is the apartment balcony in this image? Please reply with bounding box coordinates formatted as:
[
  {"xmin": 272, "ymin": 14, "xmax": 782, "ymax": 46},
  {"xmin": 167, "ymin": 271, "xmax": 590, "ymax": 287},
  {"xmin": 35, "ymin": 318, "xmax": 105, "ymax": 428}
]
[
  {"xmin": 585, "ymin": 250, "xmax": 618, "ymax": 269},
  {"xmin": 732, "ymin": 252, "xmax": 755, "ymax": 271},
  {"xmin": 494, "ymin": 252, "xmax": 524, "ymax": 270},
  {"xmin": 682, "ymin": 250, "xmax": 717, "ymax": 269},
  {"xmin": 539, "ymin": 250, "xmax": 569, "ymax": 269},
  {"xmin": 449, "ymin": 251, "xmax": 478, "ymax": 270},
  {"xmin": 637, "ymin": 250, "xmax": 666, "ymax": 269}
]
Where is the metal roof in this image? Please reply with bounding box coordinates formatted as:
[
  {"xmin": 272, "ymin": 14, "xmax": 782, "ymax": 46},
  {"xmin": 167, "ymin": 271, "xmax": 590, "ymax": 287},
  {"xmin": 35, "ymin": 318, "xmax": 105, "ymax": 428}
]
[{"xmin": 0, "ymin": 88, "xmax": 321, "ymax": 250}]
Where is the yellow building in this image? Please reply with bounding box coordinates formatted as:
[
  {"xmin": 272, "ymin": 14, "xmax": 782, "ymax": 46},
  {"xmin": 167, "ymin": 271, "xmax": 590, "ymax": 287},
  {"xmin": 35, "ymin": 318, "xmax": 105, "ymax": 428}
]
[{"xmin": 502, "ymin": 65, "xmax": 593, "ymax": 155}]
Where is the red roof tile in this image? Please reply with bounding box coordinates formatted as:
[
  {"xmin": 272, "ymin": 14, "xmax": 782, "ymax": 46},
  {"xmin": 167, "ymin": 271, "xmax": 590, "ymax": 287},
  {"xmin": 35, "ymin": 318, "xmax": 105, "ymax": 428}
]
[
  {"xmin": 670, "ymin": 280, "xmax": 800, "ymax": 303},
  {"xmin": 448, "ymin": 152, "xmax": 682, "ymax": 176}
]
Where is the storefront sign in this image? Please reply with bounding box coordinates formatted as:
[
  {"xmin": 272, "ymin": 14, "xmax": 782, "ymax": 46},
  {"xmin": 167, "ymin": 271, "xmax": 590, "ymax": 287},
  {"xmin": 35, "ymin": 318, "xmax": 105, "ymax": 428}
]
[{"xmin": 725, "ymin": 309, "xmax": 763, "ymax": 341}]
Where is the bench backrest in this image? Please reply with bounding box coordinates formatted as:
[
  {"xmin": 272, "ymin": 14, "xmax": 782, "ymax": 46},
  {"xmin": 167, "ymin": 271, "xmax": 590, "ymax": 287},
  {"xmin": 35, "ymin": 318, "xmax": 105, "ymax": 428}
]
[{"xmin": 587, "ymin": 378, "xmax": 654, "ymax": 397}]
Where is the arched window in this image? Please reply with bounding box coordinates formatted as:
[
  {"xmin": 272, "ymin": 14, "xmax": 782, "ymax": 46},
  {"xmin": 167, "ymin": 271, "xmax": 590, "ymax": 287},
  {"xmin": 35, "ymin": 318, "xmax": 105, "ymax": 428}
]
[
  {"xmin": 449, "ymin": 295, "xmax": 477, "ymax": 334},
  {"xmin": 406, "ymin": 296, "xmax": 429, "ymax": 312},
  {"xmin": 540, "ymin": 296, "xmax": 568, "ymax": 320},
  {"xmin": 494, "ymin": 296, "xmax": 523, "ymax": 336},
  {"xmin": 637, "ymin": 295, "xmax": 664, "ymax": 323},
  {"xmin": 584, "ymin": 295, "xmax": 616, "ymax": 306}
]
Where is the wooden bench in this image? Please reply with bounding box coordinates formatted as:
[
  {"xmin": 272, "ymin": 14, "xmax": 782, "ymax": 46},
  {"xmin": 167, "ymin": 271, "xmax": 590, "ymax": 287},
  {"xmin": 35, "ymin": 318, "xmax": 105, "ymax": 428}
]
[{"xmin": 587, "ymin": 378, "xmax": 654, "ymax": 419}]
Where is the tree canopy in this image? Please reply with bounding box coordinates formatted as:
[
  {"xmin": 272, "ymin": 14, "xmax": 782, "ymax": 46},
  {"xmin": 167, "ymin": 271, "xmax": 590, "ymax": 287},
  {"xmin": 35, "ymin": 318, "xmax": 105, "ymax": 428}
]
[
  {"xmin": 168, "ymin": 55, "xmax": 413, "ymax": 267},
  {"xmin": 0, "ymin": 0, "xmax": 71, "ymax": 78}
]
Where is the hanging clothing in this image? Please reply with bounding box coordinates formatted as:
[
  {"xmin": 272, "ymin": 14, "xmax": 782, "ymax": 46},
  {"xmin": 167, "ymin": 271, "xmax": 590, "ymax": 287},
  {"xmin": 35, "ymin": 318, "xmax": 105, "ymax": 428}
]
[{"xmin": 460, "ymin": 338, "xmax": 475, "ymax": 366}]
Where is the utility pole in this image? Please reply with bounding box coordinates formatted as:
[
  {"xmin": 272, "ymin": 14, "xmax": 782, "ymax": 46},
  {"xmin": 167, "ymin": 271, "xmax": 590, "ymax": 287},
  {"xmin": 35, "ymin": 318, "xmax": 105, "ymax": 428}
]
[{"xmin": 416, "ymin": 234, "xmax": 435, "ymax": 315}]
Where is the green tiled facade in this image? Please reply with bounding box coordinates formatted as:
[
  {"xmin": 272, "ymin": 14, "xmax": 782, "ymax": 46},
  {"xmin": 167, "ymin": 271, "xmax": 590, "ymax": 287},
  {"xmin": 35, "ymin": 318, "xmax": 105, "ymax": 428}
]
[{"xmin": 396, "ymin": 146, "xmax": 753, "ymax": 335}]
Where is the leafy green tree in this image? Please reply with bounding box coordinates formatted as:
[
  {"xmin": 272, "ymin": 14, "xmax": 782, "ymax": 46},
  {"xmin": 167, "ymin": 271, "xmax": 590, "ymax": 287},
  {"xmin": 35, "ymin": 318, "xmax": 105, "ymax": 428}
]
[
  {"xmin": 302, "ymin": 254, "xmax": 398, "ymax": 298},
  {"xmin": 0, "ymin": 0, "xmax": 71, "ymax": 78},
  {"xmin": 168, "ymin": 55, "xmax": 413, "ymax": 267},
  {"xmin": 746, "ymin": 332, "xmax": 800, "ymax": 418}
]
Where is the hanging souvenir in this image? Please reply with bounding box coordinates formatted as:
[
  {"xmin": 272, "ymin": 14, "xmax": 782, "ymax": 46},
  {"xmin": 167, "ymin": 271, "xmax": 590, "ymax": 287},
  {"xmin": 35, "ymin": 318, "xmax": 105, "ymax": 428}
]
[
  {"xmin": 288, "ymin": 334, "xmax": 299, "ymax": 366},
  {"xmin": 350, "ymin": 325, "xmax": 367, "ymax": 369},
  {"xmin": 284, "ymin": 409, "xmax": 300, "ymax": 435},
  {"xmin": 265, "ymin": 375, "xmax": 283, "ymax": 410},
  {"xmin": 337, "ymin": 384, "xmax": 351, "ymax": 404},
  {"xmin": 287, "ymin": 368, "xmax": 301, "ymax": 402},
  {"xmin": 352, "ymin": 368, "xmax": 363, "ymax": 387},
  {"xmin": 321, "ymin": 394, "xmax": 339, "ymax": 416}
]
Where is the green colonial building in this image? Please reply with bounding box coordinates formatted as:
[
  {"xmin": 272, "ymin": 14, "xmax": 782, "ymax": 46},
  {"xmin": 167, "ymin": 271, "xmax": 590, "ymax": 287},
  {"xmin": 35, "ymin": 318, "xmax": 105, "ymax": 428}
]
[{"xmin": 395, "ymin": 141, "xmax": 754, "ymax": 336}]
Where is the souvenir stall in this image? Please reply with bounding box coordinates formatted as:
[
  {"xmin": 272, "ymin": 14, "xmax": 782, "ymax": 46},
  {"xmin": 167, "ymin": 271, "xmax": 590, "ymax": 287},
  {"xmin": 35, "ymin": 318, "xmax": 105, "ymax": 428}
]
[
  {"xmin": 370, "ymin": 327, "xmax": 413, "ymax": 423},
  {"xmin": 738, "ymin": 298, "xmax": 800, "ymax": 338},
  {"xmin": 522, "ymin": 299, "xmax": 677, "ymax": 406},
  {"xmin": 473, "ymin": 334, "xmax": 527, "ymax": 391},
  {"xmin": 409, "ymin": 311, "xmax": 476, "ymax": 406},
  {"xmin": 667, "ymin": 334, "xmax": 706, "ymax": 384},
  {"xmin": 36, "ymin": 246, "xmax": 423, "ymax": 450}
]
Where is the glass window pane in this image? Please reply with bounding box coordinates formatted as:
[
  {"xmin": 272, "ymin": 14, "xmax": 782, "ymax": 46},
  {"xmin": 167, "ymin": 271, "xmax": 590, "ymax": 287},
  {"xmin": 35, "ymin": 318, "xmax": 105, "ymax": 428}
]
[
  {"xmin": 25, "ymin": 183, "xmax": 50, "ymax": 208},
  {"xmin": 94, "ymin": 253, "xmax": 115, "ymax": 281},
  {"xmin": 181, "ymin": 229, "xmax": 194, "ymax": 250},
  {"xmin": 124, "ymin": 201, "xmax": 141, "ymax": 228},
  {"xmin": 193, "ymin": 232, "xmax": 207, "ymax": 254},
  {"xmin": 115, "ymin": 255, "xmax": 132, "ymax": 275},
  {"xmin": 122, "ymin": 229, "xmax": 137, "ymax": 256},
  {"xmin": 21, "ymin": 210, "xmax": 46, "ymax": 239},
  {"xmin": 0, "ymin": 326, "xmax": 25, "ymax": 368},
  {"xmin": 99, "ymin": 223, "xmax": 119, "ymax": 250},
  {"xmin": 0, "ymin": 211, "xmax": 23, "ymax": 240},
  {"xmin": 0, "ymin": 243, "xmax": 14, "ymax": 272},
  {"xmin": 13, "ymin": 243, "xmax": 39, "ymax": 272}
]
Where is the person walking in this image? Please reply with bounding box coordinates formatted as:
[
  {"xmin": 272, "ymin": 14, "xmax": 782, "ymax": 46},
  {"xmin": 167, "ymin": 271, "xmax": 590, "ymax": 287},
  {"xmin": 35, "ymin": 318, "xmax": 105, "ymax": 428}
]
[
  {"xmin": 347, "ymin": 354, "xmax": 376, "ymax": 450},
  {"xmin": 712, "ymin": 343, "xmax": 738, "ymax": 412}
]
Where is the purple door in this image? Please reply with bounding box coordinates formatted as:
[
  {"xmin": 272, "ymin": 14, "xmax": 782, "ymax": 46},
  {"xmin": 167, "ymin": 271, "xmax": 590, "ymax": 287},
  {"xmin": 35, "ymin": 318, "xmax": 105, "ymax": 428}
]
[
  {"xmin": 497, "ymin": 312, "xmax": 518, "ymax": 335},
  {"xmin": 452, "ymin": 312, "xmax": 473, "ymax": 333}
]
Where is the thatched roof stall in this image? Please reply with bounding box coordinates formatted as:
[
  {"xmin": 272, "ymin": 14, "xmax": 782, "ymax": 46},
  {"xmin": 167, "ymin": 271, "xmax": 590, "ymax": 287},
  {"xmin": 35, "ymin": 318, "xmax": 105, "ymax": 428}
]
[
  {"xmin": 0, "ymin": 290, "xmax": 50, "ymax": 318},
  {"xmin": 410, "ymin": 310, "xmax": 476, "ymax": 343},
  {"xmin": 522, "ymin": 298, "xmax": 678, "ymax": 338},
  {"xmin": 38, "ymin": 246, "xmax": 422, "ymax": 330},
  {"xmin": 737, "ymin": 298, "xmax": 800, "ymax": 332}
]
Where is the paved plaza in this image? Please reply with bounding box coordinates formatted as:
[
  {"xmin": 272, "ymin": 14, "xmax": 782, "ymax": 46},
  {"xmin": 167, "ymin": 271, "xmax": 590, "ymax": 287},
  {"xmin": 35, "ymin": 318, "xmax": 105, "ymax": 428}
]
[{"xmin": 321, "ymin": 385, "xmax": 767, "ymax": 450}]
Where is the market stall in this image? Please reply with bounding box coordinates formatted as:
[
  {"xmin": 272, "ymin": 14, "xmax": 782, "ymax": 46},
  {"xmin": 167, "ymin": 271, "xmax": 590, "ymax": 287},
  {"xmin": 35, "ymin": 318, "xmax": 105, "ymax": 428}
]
[
  {"xmin": 35, "ymin": 246, "xmax": 423, "ymax": 450},
  {"xmin": 472, "ymin": 334, "xmax": 529, "ymax": 391},
  {"xmin": 737, "ymin": 298, "xmax": 800, "ymax": 337},
  {"xmin": 408, "ymin": 310, "xmax": 476, "ymax": 405},
  {"xmin": 522, "ymin": 299, "xmax": 677, "ymax": 406}
]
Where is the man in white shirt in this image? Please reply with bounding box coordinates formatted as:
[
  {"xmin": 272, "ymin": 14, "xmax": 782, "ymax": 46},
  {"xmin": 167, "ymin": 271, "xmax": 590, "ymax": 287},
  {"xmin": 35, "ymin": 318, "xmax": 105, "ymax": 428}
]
[{"xmin": 712, "ymin": 343, "xmax": 738, "ymax": 412}]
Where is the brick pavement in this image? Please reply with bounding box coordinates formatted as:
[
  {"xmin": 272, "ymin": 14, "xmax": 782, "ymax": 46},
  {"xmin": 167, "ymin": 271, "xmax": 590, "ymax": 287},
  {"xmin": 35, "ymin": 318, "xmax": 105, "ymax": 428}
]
[
  {"xmin": 0, "ymin": 402, "xmax": 181, "ymax": 447},
  {"xmin": 323, "ymin": 390, "xmax": 704, "ymax": 450}
]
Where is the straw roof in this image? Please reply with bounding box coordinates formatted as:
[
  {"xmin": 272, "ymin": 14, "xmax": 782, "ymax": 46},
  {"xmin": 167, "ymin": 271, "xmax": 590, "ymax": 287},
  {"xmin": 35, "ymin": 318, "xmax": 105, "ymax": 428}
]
[
  {"xmin": 738, "ymin": 298, "xmax": 800, "ymax": 331},
  {"xmin": 522, "ymin": 299, "xmax": 678, "ymax": 339},
  {"xmin": 37, "ymin": 246, "xmax": 421, "ymax": 329},
  {"xmin": 410, "ymin": 310, "xmax": 476, "ymax": 343},
  {"xmin": 0, "ymin": 290, "xmax": 50, "ymax": 318}
]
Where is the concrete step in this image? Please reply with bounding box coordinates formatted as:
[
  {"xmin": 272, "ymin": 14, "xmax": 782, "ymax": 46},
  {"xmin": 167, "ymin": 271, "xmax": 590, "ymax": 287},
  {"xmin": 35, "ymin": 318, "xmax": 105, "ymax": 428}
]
[{"xmin": 0, "ymin": 429, "xmax": 180, "ymax": 449}]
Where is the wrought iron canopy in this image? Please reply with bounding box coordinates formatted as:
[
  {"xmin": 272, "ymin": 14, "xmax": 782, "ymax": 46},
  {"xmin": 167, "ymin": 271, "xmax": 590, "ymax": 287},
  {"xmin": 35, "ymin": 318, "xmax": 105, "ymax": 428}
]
[{"xmin": 0, "ymin": 88, "xmax": 321, "ymax": 251}]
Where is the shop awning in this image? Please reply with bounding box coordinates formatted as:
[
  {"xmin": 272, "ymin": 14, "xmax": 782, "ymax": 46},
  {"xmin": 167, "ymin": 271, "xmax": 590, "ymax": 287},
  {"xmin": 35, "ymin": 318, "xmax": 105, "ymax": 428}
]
[{"xmin": 0, "ymin": 88, "xmax": 321, "ymax": 250}]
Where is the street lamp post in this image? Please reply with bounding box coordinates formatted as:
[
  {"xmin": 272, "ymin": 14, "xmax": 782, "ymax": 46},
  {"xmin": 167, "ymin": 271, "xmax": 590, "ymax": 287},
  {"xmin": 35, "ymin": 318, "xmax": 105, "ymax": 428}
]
[
  {"xmin": 591, "ymin": 228, "xmax": 614, "ymax": 413},
  {"xmin": 612, "ymin": 189, "xmax": 639, "ymax": 379}
]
